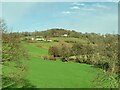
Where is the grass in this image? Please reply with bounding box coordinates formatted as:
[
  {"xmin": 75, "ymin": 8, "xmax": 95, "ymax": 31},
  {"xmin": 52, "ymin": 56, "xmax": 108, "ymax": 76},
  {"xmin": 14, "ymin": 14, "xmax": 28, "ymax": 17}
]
[
  {"xmin": 26, "ymin": 59, "xmax": 98, "ymax": 88},
  {"xmin": 32, "ymin": 41, "xmax": 58, "ymax": 50},
  {"xmin": 23, "ymin": 42, "xmax": 103, "ymax": 88},
  {"xmin": 51, "ymin": 37, "xmax": 88, "ymax": 44},
  {"xmin": 2, "ymin": 41, "xmax": 107, "ymax": 88},
  {"xmin": 24, "ymin": 43, "xmax": 48, "ymax": 56}
]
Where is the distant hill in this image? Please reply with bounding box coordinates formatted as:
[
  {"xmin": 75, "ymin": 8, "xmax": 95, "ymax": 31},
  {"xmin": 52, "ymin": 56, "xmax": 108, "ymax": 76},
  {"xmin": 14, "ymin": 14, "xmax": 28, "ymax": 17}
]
[
  {"xmin": 20, "ymin": 28, "xmax": 118, "ymax": 45},
  {"xmin": 38, "ymin": 28, "xmax": 82, "ymax": 38}
]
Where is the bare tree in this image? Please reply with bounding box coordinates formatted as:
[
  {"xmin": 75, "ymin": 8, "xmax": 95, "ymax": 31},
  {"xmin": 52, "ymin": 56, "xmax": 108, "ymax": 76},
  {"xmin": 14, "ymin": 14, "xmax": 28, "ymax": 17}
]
[{"xmin": 1, "ymin": 19, "xmax": 30, "ymax": 88}]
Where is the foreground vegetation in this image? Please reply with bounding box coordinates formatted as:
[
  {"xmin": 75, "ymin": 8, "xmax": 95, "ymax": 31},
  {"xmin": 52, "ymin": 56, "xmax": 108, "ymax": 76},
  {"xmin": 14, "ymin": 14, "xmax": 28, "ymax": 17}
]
[
  {"xmin": 20, "ymin": 29, "xmax": 120, "ymax": 88},
  {"xmin": 23, "ymin": 43, "xmax": 107, "ymax": 88},
  {"xmin": 1, "ymin": 19, "xmax": 120, "ymax": 88}
]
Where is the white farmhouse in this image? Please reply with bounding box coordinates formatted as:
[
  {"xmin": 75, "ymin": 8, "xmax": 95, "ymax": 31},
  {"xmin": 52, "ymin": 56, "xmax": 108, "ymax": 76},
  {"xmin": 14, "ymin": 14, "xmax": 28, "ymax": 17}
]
[
  {"xmin": 36, "ymin": 38, "xmax": 42, "ymax": 41},
  {"xmin": 31, "ymin": 38, "xmax": 35, "ymax": 40},
  {"xmin": 47, "ymin": 39, "xmax": 52, "ymax": 42},
  {"xmin": 35, "ymin": 38, "xmax": 45, "ymax": 41},
  {"xmin": 63, "ymin": 34, "xmax": 68, "ymax": 37}
]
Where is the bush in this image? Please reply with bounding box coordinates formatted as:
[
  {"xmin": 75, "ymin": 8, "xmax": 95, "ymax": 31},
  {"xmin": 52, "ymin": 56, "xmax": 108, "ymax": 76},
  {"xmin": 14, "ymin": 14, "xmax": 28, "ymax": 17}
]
[
  {"xmin": 1, "ymin": 19, "xmax": 29, "ymax": 88},
  {"xmin": 53, "ymin": 40, "xmax": 59, "ymax": 42},
  {"xmin": 68, "ymin": 56, "xmax": 76, "ymax": 62},
  {"xmin": 41, "ymin": 55, "xmax": 56, "ymax": 61},
  {"xmin": 61, "ymin": 58, "xmax": 68, "ymax": 62},
  {"xmin": 49, "ymin": 55, "xmax": 56, "ymax": 61},
  {"xmin": 49, "ymin": 41, "xmax": 72, "ymax": 58}
]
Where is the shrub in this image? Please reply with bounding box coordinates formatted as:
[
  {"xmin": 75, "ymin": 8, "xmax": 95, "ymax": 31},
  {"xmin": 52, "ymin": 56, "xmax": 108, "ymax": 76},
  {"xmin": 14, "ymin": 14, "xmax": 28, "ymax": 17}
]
[
  {"xmin": 48, "ymin": 55, "xmax": 56, "ymax": 61},
  {"xmin": 49, "ymin": 41, "xmax": 72, "ymax": 58}
]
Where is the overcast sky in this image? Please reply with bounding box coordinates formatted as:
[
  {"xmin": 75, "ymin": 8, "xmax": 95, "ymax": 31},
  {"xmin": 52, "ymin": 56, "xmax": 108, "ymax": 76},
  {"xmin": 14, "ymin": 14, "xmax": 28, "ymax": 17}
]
[{"xmin": 1, "ymin": 2, "xmax": 118, "ymax": 34}]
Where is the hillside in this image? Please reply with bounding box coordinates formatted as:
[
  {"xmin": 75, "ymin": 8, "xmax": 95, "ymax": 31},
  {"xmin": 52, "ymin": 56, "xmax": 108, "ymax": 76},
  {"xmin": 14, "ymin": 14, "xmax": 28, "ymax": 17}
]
[{"xmin": 23, "ymin": 43, "xmax": 105, "ymax": 88}]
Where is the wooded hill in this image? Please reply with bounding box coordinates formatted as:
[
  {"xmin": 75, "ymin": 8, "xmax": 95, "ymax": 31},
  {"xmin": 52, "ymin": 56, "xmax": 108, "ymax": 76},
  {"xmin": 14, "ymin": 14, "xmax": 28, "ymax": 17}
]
[
  {"xmin": 20, "ymin": 28, "xmax": 119, "ymax": 74},
  {"xmin": 2, "ymin": 18, "xmax": 119, "ymax": 88}
]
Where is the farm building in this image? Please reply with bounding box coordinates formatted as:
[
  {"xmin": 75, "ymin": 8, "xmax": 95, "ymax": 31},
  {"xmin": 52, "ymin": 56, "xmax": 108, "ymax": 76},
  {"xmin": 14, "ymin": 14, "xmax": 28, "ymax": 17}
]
[
  {"xmin": 61, "ymin": 34, "xmax": 68, "ymax": 37},
  {"xmin": 31, "ymin": 37, "xmax": 52, "ymax": 42}
]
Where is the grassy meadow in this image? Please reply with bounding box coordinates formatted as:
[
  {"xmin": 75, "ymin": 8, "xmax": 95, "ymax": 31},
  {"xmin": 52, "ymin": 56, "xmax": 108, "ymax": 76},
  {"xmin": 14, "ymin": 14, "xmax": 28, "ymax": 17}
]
[
  {"xmin": 2, "ymin": 35, "xmax": 116, "ymax": 88},
  {"xmin": 21, "ymin": 41, "xmax": 104, "ymax": 88},
  {"xmin": 2, "ymin": 2, "xmax": 119, "ymax": 89}
]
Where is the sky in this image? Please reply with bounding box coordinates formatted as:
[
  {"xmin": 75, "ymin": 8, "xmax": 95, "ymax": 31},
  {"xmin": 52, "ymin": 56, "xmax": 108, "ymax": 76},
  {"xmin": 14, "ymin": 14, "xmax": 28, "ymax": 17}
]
[{"xmin": 1, "ymin": 2, "xmax": 118, "ymax": 34}]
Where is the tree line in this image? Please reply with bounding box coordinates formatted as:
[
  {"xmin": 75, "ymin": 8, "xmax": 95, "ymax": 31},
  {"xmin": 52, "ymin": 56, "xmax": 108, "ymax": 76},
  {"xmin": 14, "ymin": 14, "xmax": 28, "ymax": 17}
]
[
  {"xmin": 14, "ymin": 27, "xmax": 120, "ymax": 88},
  {"xmin": 1, "ymin": 19, "xmax": 35, "ymax": 88},
  {"xmin": 1, "ymin": 19, "xmax": 120, "ymax": 88}
]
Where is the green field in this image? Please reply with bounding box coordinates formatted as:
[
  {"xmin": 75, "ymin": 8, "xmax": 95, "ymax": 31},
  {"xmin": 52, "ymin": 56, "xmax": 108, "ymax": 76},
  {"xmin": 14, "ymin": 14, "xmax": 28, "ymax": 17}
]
[
  {"xmin": 51, "ymin": 37, "xmax": 88, "ymax": 43},
  {"xmin": 2, "ymin": 41, "xmax": 107, "ymax": 88},
  {"xmin": 22, "ymin": 42, "xmax": 103, "ymax": 88}
]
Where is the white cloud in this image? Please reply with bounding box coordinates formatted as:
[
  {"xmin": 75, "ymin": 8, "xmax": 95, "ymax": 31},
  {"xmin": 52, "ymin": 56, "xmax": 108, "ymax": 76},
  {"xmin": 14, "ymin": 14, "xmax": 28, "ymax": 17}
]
[
  {"xmin": 82, "ymin": 8, "xmax": 95, "ymax": 11},
  {"xmin": 62, "ymin": 11, "xmax": 72, "ymax": 15},
  {"xmin": 72, "ymin": 2, "xmax": 79, "ymax": 5},
  {"xmin": 95, "ymin": 3, "xmax": 109, "ymax": 9},
  {"xmin": 72, "ymin": 2, "xmax": 85, "ymax": 6},
  {"xmin": 70, "ymin": 6, "xmax": 80, "ymax": 9},
  {"xmin": 1, "ymin": 0, "xmax": 119, "ymax": 2},
  {"xmin": 72, "ymin": 2, "xmax": 80, "ymax": 5},
  {"xmin": 79, "ymin": 3, "xmax": 85, "ymax": 6}
]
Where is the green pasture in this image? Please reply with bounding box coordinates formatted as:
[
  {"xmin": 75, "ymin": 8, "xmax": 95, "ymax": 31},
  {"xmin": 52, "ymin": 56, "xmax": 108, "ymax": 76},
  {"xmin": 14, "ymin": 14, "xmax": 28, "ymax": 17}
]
[
  {"xmin": 23, "ymin": 42, "xmax": 104, "ymax": 88},
  {"xmin": 51, "ymin": 37, "xmax": 88, "ymax": 44},
  {"xmin": 2, "ymin": 41, "xmax": 108, "ymax": 88}
]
